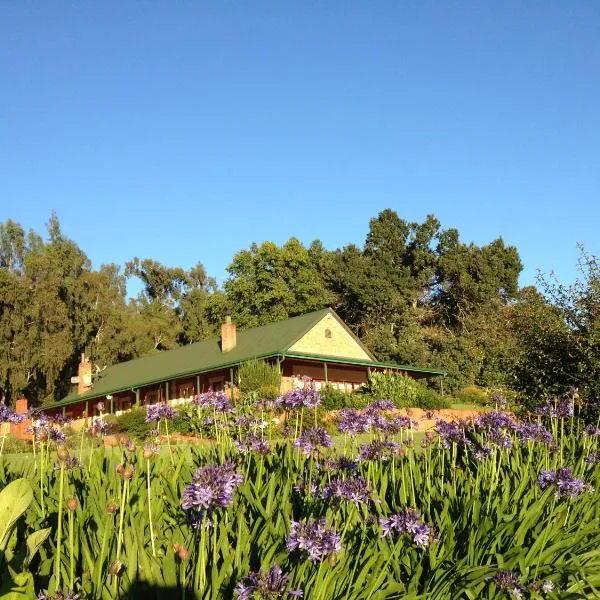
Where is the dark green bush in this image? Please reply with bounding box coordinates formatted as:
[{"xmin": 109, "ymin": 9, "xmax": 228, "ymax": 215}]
[
  {"xmin": 237, "ymin": 359, "xmax": 281, "ymax": 396},
  {"xmin": 105, "ymin": 407, "xmax": 150, "ymax": 439},
  {"xmin": 454, "ymin": 386, "xmax": 488, "ymax": 406},
  {"xmin": 415, "ymin": 387, "xmax": 451, "ymax": 410},
  {"xmin": 320, "ymin": 386, "xmax": 353, "ymax": 410}
]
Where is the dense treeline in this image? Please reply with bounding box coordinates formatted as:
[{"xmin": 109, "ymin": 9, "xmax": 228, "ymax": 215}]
[{"xmin": 0, "ymin": 210, "xmax": 598, "ymax": 407}]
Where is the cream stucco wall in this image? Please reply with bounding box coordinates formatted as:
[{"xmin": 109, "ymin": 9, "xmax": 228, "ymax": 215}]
[{"xmin": 288, "ymin": 313, "xmax": 373, "ymax": 361}]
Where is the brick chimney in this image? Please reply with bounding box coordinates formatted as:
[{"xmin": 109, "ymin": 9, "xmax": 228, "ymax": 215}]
[
  {"xmin": 221, "ymin": 315, "xmax": 237, "ymax": 352},
  {"xmin": 11, "ymin": 397, "xmax": 31, "ymax": 440},
  {"xmin": 78, "ymin": 353, "xmax": 92, "ymax": 395}
]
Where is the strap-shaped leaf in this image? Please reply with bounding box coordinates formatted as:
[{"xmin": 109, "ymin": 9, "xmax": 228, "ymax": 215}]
[{"xmin": 0, "ymin": 479, "xmax": 34, "ymax": 552}]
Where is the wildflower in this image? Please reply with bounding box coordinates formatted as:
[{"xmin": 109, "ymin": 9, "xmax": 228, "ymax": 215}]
[
  {"xmin": 87, "ymin": 419, "xmax": 109, "ymax": 437},
  {"xmin": 538, "ymin": 467, "xmax": 592, "ymax": 498},
  {"xmin": 379, "ymin": 508, "xmax": 436, "ymax": 547},
  {"xmin": 358, "ymin": 439, "xmax": 400, "ymax": 462},
  {"xmin": 293, "ymin": 427, "xmax": 332, "ymax": 457},
  {"xmin": 234, "ymin": 433, "xmax": 270, "ymax": 455},
  {"xmin": 323, "ymin": 456, "xmax": 358, "ymax": 473},
  {"xmin": 145, "ymin": 402, "xmax": 177, "ymax": 423},
  {"xmin": 364, "ymin": 400, "xmax": 395, "ymax": 413},
  {"xmin": 181, "ymin": 461, "xmax": 244, "ymax": 517},
  {"xmin": 491, "ymin": 570, "xmax": 525, "ymax": 597},
  {"xmin": 143, "ymin": 443, "xmax": 160, "ymax": 459},
  {"xmin": 583, "ymin": 425, "xmax": 600, "ymax": 437},
  {"xmin": 193, "ymin": 391, "xmax": 232, "ymax": 412},
  {"xmin": 435, "ymin": 419, "xmax": 469, "ymax": 449},
  {"xmin": 0, "ymin": 403, "xmax": 25, "ymax": 424},
  {"xmin": 321, "ymin": 476, "xmax": 372, "ymax": 505},
  {"xmin": 286, "ymin": 518, "xmax": 341, "ymax": 562},
  {"xmin": 515, "ymin": 422, "xmax": 553, "ymax": 445},
  {"xmin": 235, "ymin": 564, "xmax": 303, "ymax": 599},
  {"xmin": 37, "ymin": 591, "xmax": 80, "ymax": 600},
  {"xmin": 337, "ymin": 408, "xmax": 370, "ymax": 436}
]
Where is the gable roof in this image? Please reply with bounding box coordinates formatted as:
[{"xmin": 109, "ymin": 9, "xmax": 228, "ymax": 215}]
[{"xmin": 47, "ymin": 308, "xmax": 445, "ymax": 408}]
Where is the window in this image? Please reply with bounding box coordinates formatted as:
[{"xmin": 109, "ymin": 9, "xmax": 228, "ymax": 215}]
[{"xmin": 324, "ymin": 328, "xmax": 332, "ymax": 339}]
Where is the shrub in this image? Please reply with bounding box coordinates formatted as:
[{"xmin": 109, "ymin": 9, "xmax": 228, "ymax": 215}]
[
  {"xmin": 320, "ymin": 386, "xmax": 354, "ymax": 410},
  {"xmin": 363, "ymin": 372, "xmax": 421, "ymax": 409},
  {"xmin": 237, "ymin": 359, "xmax": 281, "ymax": 396},
  {"xmin": 415, "ymin": 387, "xmax": 451, "ymax": 410},
  {"xmin": 454, "ymin": 386, "xmax": 488, "ymax": 407},
  {"xmin": 105, "ymin": 406, "xmax": 150, "ymax": 439}
]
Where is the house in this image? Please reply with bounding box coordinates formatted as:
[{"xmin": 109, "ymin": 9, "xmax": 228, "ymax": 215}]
[{"xmin": 28, "ymin": 308, "xmax": 444, "ymax": 428}]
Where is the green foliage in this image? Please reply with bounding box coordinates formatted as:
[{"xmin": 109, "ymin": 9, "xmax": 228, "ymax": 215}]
[
  {"xmin": 454, "ymin": 386, "xmax": 489, "ymax": 407},
  {"xmin": 105, "ymin": 406, "xmax": 150, "ymax": 439},
  {"xmin": 319, "ymin": 385, "xmax": 369, "ymax": 410},
  {"xmin": 364, "ymin": 372, "xmax": 450, "ymax": 409},
  {"xmin": 237, "ymin": 359, "xmax": 281, "ymax": 397}
]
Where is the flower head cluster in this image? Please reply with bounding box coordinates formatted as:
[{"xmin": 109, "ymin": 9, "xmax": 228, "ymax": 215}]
[
  {"xmin": 364, "ymin": 400, "xmax": 395, "ymax": 413},
  {"xmin": 323, "ymin": 456, "xmax": 358, "ymax": 473},
  {"xmin": 371, "ymin": 414, "xmax": 418, "ymax": 437},
  {"xmin": 321, "ymin": 476, "xmax": 372, "ymax": 505},
  {"xmin": 54, "ymin": 456, "xmax": 83, "ymax": 472},
  {"xmin": 277, "ymin": 382, "xmax": 321, "ymax": 410},
  {"xmin": 235, "ymin": 433, "xmax": 270, "ymax": 455},
  {"xmin": 145, "ymin": 402, "xmax": 177, "ymax": 423},
  {"xmin": 337, "ymin": 408, "xmax": 371, "ymax": 436},
  {"xmin": 379, "ymin": 508, "xmax": 436, "ymax": 547},
  {"xmin": 536, "ymin": 396, "xmax": 574, "ymax": 419},
  {"xmin": 87, "ymin": 419, "xmax": 109, "ymax": 437},
  {"xmin": 181, "ymin": 461, "xmax": 243, "ymax": 517},
  {"xmin": 37, "ymin": 591, "xmax": 80, "ymax": 600},
  {"xmin": 584, "ymin": 424, "xmax": 600, "ymax": 437},
  {"xmin": 193, "ymin": 391, "xmax": 232, "ymax": 412},
  {"xmin": 538, "ymin": 467, "xmax": 592, "ymax": 498},
  {"xmin": 286, "ymin": 518, "xmax": 341, "ymax": 562},
  {"xmin": 491, "ymin": 570, "xmax": 524, "ymax": 597},
  {"xmin": 585, "ymin": 450, "xmax": 600, "ymax": 466},
  {"xmin": 515, "ymin": 421, "xmax": 553, "ymax": 445},
  {"xmin": 235, "ymin": 564, "xmax": 303, "ymax": 599},
  {"xmin": 293, "ymin": 427, "xmax": 332, "ymax": 456},
  {"xmin": 490, "ymin": 392, "xmax": 508, "ymax": 407},
  {"xmin": 358, "ymin": 439, "xmax": 400, "ymax": 462},
  {"xmin": 0, "ymin": 403, "xmax": 25, "ymax": 424},
  {"xmin": 435, "ymin": 419, "xmax": 469, "ymax": 449}
]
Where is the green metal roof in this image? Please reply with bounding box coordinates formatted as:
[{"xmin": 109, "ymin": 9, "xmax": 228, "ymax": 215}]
[{"xmin": 45, "ymin": 308, "xmax": 445, "ymax": 408}]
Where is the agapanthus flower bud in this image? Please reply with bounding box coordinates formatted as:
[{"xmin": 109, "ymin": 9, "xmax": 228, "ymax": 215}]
[
  {"xmin": 56, "ymin": 445, "xmax": 70, "ymax": 462},
  {"xmin": 109, "ymin": 560, "xmax": 123, "ymax": 576},
  {"xmin": 173, "ymin": 544, "xmax": 189, "ymax": 561},
  {"xmin": 106, "ymin": 501, "xmax": 119, "ymax": 515},
  {"xmin": 67, "ymin": 497, "xmax": 78, "ymax": 512}
]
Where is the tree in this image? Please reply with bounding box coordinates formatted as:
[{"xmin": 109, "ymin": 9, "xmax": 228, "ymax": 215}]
[{"xmin": 224, "ymin": 238, "xmax": 332, "ymax": 329}]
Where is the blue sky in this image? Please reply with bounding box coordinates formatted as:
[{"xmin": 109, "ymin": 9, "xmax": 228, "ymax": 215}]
[{"xmin": 1, "ymin": 2, "xmax": 598, "ymax": 293}]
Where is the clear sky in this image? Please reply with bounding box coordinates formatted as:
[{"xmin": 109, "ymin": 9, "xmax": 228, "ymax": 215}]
[{"xmin": 1, "ymin": 2, "xmax": 598, "ymax": 292}]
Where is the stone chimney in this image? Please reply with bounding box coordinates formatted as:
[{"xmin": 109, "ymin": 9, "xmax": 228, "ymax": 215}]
[
  {"xmin": 221, "ymin": 315, "xmax": 237, "ymax": 352},
  {"xmin": 78, "ymin": 353, "xmax": 92, "ymax": 395}
]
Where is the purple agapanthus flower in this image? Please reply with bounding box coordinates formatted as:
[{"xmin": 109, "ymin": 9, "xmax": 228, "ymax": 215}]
[
  {"xmin": 193, "ymin": 391, "xmax": 232, "ymax": 412},
  {"xmin": 515, "ymin": 421, "xmax": 553, "ymax": 445},
  {"xmin": 583, "ymin": 425, "xmax": 600, "ymax": 437},
  {"xmin": 379, "ymin": 508, "xmax": 436, "ymax": 547},
  {"xmin": 321, "ymin": 476, "xmax": 372, "ymax": 505},
  {"xmin": 585, "ymin": 450, "xmax": 600, "ymax": 466},
  {"xmin": 358, "ymin": 439, "xmax": 400, "ymax": 462},
  {"xmin": 323, "ymin": 456, "xmax": 359, "ymax": 473},
  {"xmin": 181, "ymin": 461, "xmax": 243, "ymax": 518},
  {"xmin": 491, "ymin": 570, "xmax": 524, "ymax": 597},
  {"xmin": 54, "ymin": 456, "xmax": 83, "ymax": 472},
  {"xmin": 286, "ymin": 518, "xmax": 341, "ymax": 562},
  {"xmin": 145, "ymin": 402, "xmax": 177, "ymax": 422},
  {"xmin": 364, "ymin": 400, "xmax": 395, "ymax": 413},
  {"xmin": 87, "ymin": 419, "xmax": 109, "ymax": 437},
  {"xmin": 536, "ymin": 396, "xmax": 574, "ymax": 419},
  {"xmin": 277, "ymin": 385, "xmax": 321, "ymax": 410},
  {"xmin": 538, "ymin": 467, "xmax": 592, "ymax": 498},
  {"xmin": 37, "ymin": 591, "xmax": 80, "ymax": 600},
  {"xmin": 435, "ymin": 419, "xmax": 469, "ymax": 449},
  {"xmin": 337, "ymin": 408, "xmax": 371, "ymax": 436},
  {"xmin": 234, "ymin": 433, "xmax": 270, "ymax": 455},
  {"xmin": 293, "ymin": 427, "xmax": 332, "ymax": 456},
  {"xmin": 235, "ymin": 564, "xmax": 303, "ymax": 599},
  {"xmin": 0, "ymin": 403, "xmax": 25, "ymax": 424}
]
